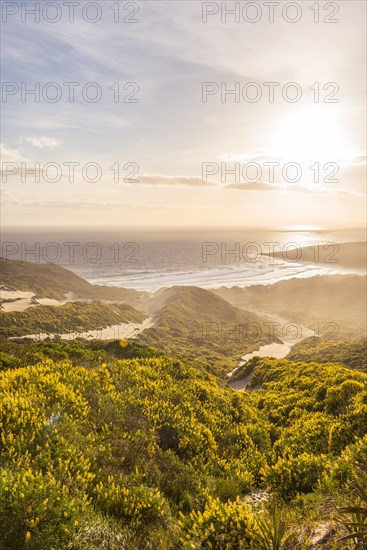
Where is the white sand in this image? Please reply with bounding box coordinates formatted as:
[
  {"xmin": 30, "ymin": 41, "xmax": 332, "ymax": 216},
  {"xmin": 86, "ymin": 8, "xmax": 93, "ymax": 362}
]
[
  {"xmin": 0, "ymin": 289, "xmax": 69, "ymax": 312},
  {"xmin": 228, "ymin": 309, "xmax": 313, "ymax": 391},
  {"xmin": 1, "ymin": 290, "xmax": 37, "ymax": 312},
  {"xmin": 1, "ymin": 287, "xmax": 155, "ymax": 341},
  {"xmin": 8, "ymin": 316, "xmax": 154, "ymax": 342}
]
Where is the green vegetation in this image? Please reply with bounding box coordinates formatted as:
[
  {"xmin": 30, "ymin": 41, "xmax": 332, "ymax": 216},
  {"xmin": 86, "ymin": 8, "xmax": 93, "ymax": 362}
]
[
  {"xmin": 214, "ymin": 275, "xmax": 367, "ymax": 338},
  {"xmin": 139, "ymin": 286, "xmax": 280, "ymax": 376},
  {"xmin": 337, "ymin": 468, "xmax": 367, "ymax": 545},
  {"xmin": 0, "ymin": 341, "xmax": 366, "ymax": 548},
  {"xmin": 1, "ymin": 257, "xmax": 94, "ymax": 300},
  {"xmin": 1, "ymin": 259, "xmax": 366, "ymax": 547},
  {"xmin": 287, "ymin": 337, "xmax": 367, "ymax": 373},
  {"xmin": 251, "ymin": 505, "xmax": 297, "ymax": 550},
  {"xmin": 0, "ymin": 301, "xmax": 146, "ymax": 338},
  {"xmin": 0, "ymin": 257, "xmax": 143, "ymax": 302},
  {"xmin": 0, "ymin": 339, "xmax": 163, "ymax": 372}
]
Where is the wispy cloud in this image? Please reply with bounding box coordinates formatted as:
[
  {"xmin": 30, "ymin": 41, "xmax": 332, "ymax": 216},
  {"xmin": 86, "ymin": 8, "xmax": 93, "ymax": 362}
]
[
  {"xmin": 0, "ymin": 143, "xmax": 24, "ymax": 163},
  {"xmin": 137, "ymin": 174, "xmax": 215, "ymax": 187},
  {"xmin": 227, "ymin": 181, "xmax": 363, "ymax": 197},
  {"xmin": 24, "ymin": 136, "xmax": 60, "ymax": 149}
]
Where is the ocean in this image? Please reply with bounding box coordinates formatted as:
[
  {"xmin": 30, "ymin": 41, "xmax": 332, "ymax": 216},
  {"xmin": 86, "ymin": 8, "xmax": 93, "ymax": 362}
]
[{"xmin": 1, "ymin": 228, "xmax": 365, "ymax": 292}]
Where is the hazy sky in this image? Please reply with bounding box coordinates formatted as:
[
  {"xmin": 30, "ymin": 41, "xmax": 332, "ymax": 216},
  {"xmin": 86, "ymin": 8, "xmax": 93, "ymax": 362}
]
[{"xmin": 1, "ymin": 0, "xmax": 366, "ymax": 228}]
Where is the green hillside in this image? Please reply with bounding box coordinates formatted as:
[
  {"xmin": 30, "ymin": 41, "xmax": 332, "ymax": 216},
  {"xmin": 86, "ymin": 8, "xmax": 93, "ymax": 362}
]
[
  {"xmin": 1, "ymin": 259, "xmax": 366, "ymax": 548},
  {"xmin": 287, "ymin": 337, "xmax": 367, "ymax": 373},
  {"xmin": 214, "ymin": 275, "xmax": 367, "ymax": 338},
  {"xmin": 139, "ymin": 286, "xmax": 280, "ymax": 375},
  {"xmin": 0, "ymin": 257, "xmax": 143, "ymax": 303}
]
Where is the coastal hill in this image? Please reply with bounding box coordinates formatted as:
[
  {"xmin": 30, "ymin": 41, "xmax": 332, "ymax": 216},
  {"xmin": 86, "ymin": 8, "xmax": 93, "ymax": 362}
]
[
  {"xmin": 286, "ymin": 336, "xmax": 367, "ymax": 373},
  {"xmin": 139, "ymin": 286, "xmax": 280, "ymax": 375},
  {"xmin": 0, "ymin": 257, "xmax": 149, "ymax": 339},
  {"xmin": 2, "ymin": 257, "xmax": 366, "ymax": 361},
  {"xmin": 213, "ymin": 274, "xmax": 367, "ymax": 338},
  {"xmin": 0, "ymin": 257, "xmax": 145, "ymax": 303},
  {"xmin": 1, "ymin": 259, "xmax": 278, "ymax": 369}
]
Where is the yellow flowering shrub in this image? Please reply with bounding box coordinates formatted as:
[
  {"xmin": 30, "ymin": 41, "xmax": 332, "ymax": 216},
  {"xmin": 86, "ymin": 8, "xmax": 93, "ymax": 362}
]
[
  {"xmin": 94, "ymin": 476, "xmax": 169, "ymax": 525},
  {"xmin": 0, "ymin": 342, "xmax": 365, "ymax": 548},
  {"xmin": 266, "ymin": 453, "xmax": 329, "ymax": 500},
  {"xmin": 0, "ymin": 468, "xmax": 89, "ymax": 549},
  {"xmin": 178, "ymin": 496, "xmax": 255, "ymax": 548}
]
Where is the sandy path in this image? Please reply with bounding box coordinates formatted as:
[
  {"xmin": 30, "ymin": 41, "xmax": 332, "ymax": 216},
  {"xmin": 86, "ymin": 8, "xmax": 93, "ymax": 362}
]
[
  {"xmin": 228, "ymin": 307, "xmax": 313, "ymax": 391},
  {"xmin": 138, "ymin": 287, "xmax": 176, "ymax": 315}
]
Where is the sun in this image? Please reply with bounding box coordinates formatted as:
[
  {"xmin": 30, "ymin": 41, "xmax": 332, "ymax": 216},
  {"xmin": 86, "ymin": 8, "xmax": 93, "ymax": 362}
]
[{"xmin": 271, "ymin": 105, "xmax": 346, "ymax": 165}]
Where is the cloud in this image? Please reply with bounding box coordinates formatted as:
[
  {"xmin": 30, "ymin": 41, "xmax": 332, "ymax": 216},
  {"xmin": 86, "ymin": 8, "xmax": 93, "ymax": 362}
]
[
  {"xmin": 349, "ymin": 155, "xmax": 367, "ymax": 166},
  {"xmin": 228, "ymin": 181, "xmax": 279, "ymax": 192},
  {"xmin": 1, "ymin": 198, "xmax": 219, "ymax": 212},
  {"xmin": 227, "ymin": 181, "xmax": 363, "ymax": 197},
  {"xmin": 218, "ymin": 148, "xmax": 367, "ymax": 198},
  {"xmin": 0, "ymin": 143, "xmax": 23, "ymax": 163},
  {"xmin": 136, "ymin": 174, "xmax": 216, "ymax": 187},
  {"xmin": 24, "ymin": 136, "xmax": 61, "ymax": 149}
]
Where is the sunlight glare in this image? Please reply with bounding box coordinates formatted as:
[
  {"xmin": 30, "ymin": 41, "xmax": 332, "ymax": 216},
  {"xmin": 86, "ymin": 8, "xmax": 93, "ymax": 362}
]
[{"xmin": 272, "ymin": 105, "xmax": 346, "ymax": 164}]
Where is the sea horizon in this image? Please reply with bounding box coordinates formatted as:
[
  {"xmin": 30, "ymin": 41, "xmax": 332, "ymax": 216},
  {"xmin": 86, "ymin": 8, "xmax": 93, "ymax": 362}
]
[{"xmin": 1, "ymin": 227, "xmax": 366, "ymax": 292}]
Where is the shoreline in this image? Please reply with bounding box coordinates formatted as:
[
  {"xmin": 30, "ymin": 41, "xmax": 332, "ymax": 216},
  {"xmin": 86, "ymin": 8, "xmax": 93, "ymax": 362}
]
[{"xmin": 79, "ymin": 264, "xmax": 366, "ymax": 294}]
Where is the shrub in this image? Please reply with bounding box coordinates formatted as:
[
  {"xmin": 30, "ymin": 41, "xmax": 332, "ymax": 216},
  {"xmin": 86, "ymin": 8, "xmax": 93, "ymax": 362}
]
[
  {"xmin": 93, "ymin": 476, "xmax": 170, "ymax": 526},
  {"xmin": 178, "ymin": 496, "xmax": 255, "ymax": 548},
  {"xmin": 266, "ymin": 454, "xmax": 328, "ymax": 500},
  {"xmin": 0, "ymin": 468, "xmax": 88, "ymax": 550}
]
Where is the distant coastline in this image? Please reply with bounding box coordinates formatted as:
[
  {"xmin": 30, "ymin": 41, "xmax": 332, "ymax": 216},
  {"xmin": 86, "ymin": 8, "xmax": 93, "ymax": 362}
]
[
  {"xmin": 1, "ymin": 231, "xmax": 366, "ymax": 293},
  {"xmin": 262, "ymin": 241, "xmax": 367, "ymax": 271}
]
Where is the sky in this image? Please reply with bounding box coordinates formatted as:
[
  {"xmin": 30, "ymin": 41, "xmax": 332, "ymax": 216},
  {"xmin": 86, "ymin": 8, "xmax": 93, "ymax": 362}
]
[{"xmin": 1, "ymin": 0, "xmax": 366, "ymax": 229}]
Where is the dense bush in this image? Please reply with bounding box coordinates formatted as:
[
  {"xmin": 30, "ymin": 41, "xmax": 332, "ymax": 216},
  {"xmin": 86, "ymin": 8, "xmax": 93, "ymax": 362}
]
[
  {"xmin": 287, "ymin": 337, "xmax": 367, "ymax": 373},
  {"xmin": 0, "ymin": 344, "xmax": 366, "ymax": 548},
  {"xmin": 266, "ymin": 453, "xmax": 328, "ymax": 500},
  {"xmin": 0, "ymin": 354, "xmax": 265, "ymax": 548}
]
